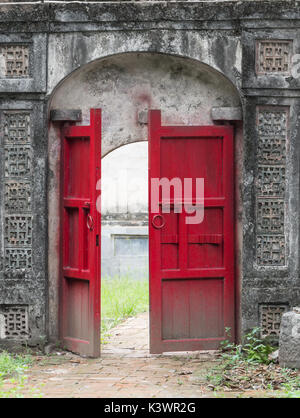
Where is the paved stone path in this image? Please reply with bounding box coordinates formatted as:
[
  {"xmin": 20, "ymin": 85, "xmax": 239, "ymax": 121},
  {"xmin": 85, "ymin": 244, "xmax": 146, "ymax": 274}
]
[
  {"xmin": 3, "ymin": 312, "xmax": 269, "ymax": 398},
  {"xmin": 14, "ymin": 312, "xmax": 223, "ymax": 398}
]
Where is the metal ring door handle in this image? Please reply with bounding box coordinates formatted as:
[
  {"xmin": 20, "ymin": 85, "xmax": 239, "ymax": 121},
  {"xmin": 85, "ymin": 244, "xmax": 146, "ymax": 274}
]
[
  {"xmin": 152, "ymin": 214, "xmax": 165, "ymax": 229},
  {"xmin": 87, "ymin": 214, "xmax": 94, "ymax": 231}
]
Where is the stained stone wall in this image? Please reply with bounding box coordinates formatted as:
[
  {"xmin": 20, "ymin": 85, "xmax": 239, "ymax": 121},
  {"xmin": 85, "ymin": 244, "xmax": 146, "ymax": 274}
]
[
  {"xmin": 242, "ymin": 20, "xmax": 300, "ymax": 338},
  {"xmin": 0, "ymin": 1, "xmax": 299, "ymax": 347},
  {"xmin": 0, "ymin": 103, "xmax": 47, "ymax": 346}
]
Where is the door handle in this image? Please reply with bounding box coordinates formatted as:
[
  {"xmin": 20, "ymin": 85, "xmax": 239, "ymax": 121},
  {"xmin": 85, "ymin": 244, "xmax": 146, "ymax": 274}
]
[
  {"xmin": 152, "ymin": 214, "xmax": 165, "ymax": 229},
  {"xmin": 87, "ymin": 214, "xmax": 94, "ymax": 231}
]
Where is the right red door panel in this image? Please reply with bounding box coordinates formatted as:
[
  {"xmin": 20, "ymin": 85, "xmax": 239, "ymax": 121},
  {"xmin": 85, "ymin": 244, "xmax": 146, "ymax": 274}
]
[{"xmin": 149, "ymin": 110, "xmax": 235, "ymax": 354}]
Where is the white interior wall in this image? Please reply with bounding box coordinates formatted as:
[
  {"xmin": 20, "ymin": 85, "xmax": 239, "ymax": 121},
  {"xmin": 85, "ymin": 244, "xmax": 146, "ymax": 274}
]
[
  {"xmin": 101, "ymin": 142, "xmax": 148, "ymax": 279},
  {"xmin": 101, "ymin": 142, "xmax": 148, "ymax": 215}
]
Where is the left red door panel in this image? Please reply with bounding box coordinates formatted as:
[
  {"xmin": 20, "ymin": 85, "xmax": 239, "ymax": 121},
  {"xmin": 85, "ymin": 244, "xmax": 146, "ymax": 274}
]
[{"xmin": 60, "ymin": 109, "xmax": 101, "ymax": 357}]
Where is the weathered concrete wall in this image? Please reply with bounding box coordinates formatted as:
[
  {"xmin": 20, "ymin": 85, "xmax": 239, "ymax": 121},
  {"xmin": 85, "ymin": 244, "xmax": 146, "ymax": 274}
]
[
  {"xmin": 0, "ymin": 102, "xmax": 47, "ymax": 347},
  {"xmin": 0, "ymin": 1, "xmax": 299, "ymax": 346},
  {"xmin": 50, "ymin": 52, "xmax": 240, "ymax": 154}
]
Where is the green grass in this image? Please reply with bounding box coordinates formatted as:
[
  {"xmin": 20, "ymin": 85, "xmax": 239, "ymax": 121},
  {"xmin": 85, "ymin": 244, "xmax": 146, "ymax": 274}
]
[
  {"xmin": 101, "ymin": 275, "xmax": 149, "ymax": 338},
  {"xmin": 0, "ymin": 351, "xmax": 40, "ymax": 398},
  {"xmin": 0, "ymin": 351, "xmax": 32, "ymax": 380}
]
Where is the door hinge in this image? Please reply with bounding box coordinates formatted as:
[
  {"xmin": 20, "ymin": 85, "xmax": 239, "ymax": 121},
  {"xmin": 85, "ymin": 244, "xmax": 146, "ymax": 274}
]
[{"xmin": 96, "ymin": 234, "xmax": 99, "ymax": 247}]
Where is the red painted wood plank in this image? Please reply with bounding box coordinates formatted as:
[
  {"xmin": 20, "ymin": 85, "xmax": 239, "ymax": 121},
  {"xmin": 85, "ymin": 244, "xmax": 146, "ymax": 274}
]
[
  {"xmin": 63, "ymin": 125, "xmax": 92, "ymax": 138},
  {"xmin": 60, "ymin": 109, "xmax": 101, "ymax": 358}
]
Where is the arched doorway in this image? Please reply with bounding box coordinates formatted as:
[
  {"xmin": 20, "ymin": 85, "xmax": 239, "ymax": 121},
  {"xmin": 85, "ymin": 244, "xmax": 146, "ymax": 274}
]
[{"xmin": 47, "ymin": 52, "xmax": 242, "ymax": 357}]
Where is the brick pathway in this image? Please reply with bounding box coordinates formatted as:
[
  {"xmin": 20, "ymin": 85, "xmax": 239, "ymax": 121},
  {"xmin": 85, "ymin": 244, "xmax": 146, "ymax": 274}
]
[{"xmin": 2, "ymin": 313, "xmax": 270, "ymax": 398}]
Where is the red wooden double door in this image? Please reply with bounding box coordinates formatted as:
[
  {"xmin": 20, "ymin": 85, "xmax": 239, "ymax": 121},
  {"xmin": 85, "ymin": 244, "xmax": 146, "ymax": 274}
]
[{"xmin": 60, "ymin": 109, "xmax": 235, "ymax": 357}]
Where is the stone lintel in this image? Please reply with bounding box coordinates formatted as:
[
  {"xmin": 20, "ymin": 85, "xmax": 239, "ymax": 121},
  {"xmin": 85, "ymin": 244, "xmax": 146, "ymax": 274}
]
[
  {"xmin": 50, "ymin": 109, "xmax": 82, "ymax": 122},
  {"xmin": 211, "ymin": 107, "xmax": 243, "ymax": 121}
]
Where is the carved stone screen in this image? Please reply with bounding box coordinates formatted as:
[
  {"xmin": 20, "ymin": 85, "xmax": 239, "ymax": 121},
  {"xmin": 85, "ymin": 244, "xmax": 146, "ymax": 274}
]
[
  {"xmin": 2, "ymin": 112, "xmax": 33, "ymax": 274},
  {"xmin": 256, "ymin": 41, "xmax": 292, "ymax": 75},
  {"xmin": 260, "ymin": 305, "xmax": 288, "ymax": 338},
  {"xmin": 0, "ymin": 45, "xmax": 29, "ymax": 78},
  {"xmin": 0, "ymin": 305, "xmax": 29, "ymax": 340},
  {"xmin": 255, "ymin": 108, "xmax": 288, "ymax": 266}
]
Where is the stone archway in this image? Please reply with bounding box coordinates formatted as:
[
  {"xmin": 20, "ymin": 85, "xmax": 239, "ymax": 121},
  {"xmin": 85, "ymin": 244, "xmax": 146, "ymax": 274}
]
[{"xmin": 47, "ymin": 52, "xmax": 243, "ymax": 344}]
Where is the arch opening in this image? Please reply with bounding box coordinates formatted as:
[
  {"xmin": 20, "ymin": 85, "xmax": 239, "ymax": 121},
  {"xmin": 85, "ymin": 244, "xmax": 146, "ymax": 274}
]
[{"xmin": 47, "ymin": 52, "xmax": 243, "ymax": 347}]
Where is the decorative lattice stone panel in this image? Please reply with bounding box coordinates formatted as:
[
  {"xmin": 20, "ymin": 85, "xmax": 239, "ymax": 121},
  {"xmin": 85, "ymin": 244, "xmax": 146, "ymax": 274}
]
[
  {"xmin": 256, "ymin": 40, "xmax": 292, "ymax": 75},
  {"xmin": 0, "ymin": 306, "xmax": 29, "ymax": 340},
  {"xmin": 257, "ymin": 137, "xmax": 286, "ymax": 165},
  {"xmin": 256, "ymin": 235, "xmax": 286, "ymax": 266},
  {"xmin": 4, "ymin": 215, "xmax": 32, "ymax": 247},
  {"xmin": 3, "ymin": 112, "xmax": 31, "ymax": 143},
  {"xmin": 257, "ymin": 110, "xmax": 288, "ymax": 138},
  {"xmin": 4, "ymin": 180, "xmax": 32, "ymax": 212},
  {"xmin": 4, "ymin": 248, "xmax": 32, "ymax": 270},
  {"xmin": 255, "ymin": 108, "xmax": 288, "ymax": 266},
  {"xmin": 4, "ymin": 145, "xmax": 32, "ymax": 178},
  {"xmin": 257, "ymin": 200, "xmax": 284, "ymax": 234},
  {"xmin": 256, "ymin": 166, "xmax": 286, "ymax": 197},
  {"xmin": 0, "ymin": 45, "xmax": 29, "ymax": 78},
  {"xmin": 1, "ymin": 111, "xmax": 33, "ymax": 276},
  {"xmin": 260, "ymin": 304, "xmax": 288, "ymax": 338}
]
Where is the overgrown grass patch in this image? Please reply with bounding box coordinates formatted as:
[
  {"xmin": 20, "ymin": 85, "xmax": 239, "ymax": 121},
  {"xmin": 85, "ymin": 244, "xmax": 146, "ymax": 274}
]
[
  {"xmin": 101, "ymin": 275, "xmax": 149, "ymax": 339},
  {"xmin": 204, "ymin": 327, "xmax": 300, "ymax": 396},
  {"xmin": 0, "ymin": 351, "xmax": 32, "ymax": 380},
  {"xmin": 0, "ymin": 351, "xmax": 38, "ymax": 398}
]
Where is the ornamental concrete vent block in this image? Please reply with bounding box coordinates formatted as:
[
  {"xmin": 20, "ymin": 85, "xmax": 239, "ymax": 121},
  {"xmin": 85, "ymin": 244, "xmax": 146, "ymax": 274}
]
[
  {"xmin": 260, "ymin": 304, "xmax": 288, "ymax": 339},
  {"xmin": 0, "ymin": 306, "xmax": 29, "ymax": 340},
  {"xmin": 256, "ymin": 41, "xmax": 292, "ymax": 75},
  {"xmin": 0, "ymin": 45, "xmax": 29, "ymax": 78}
]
